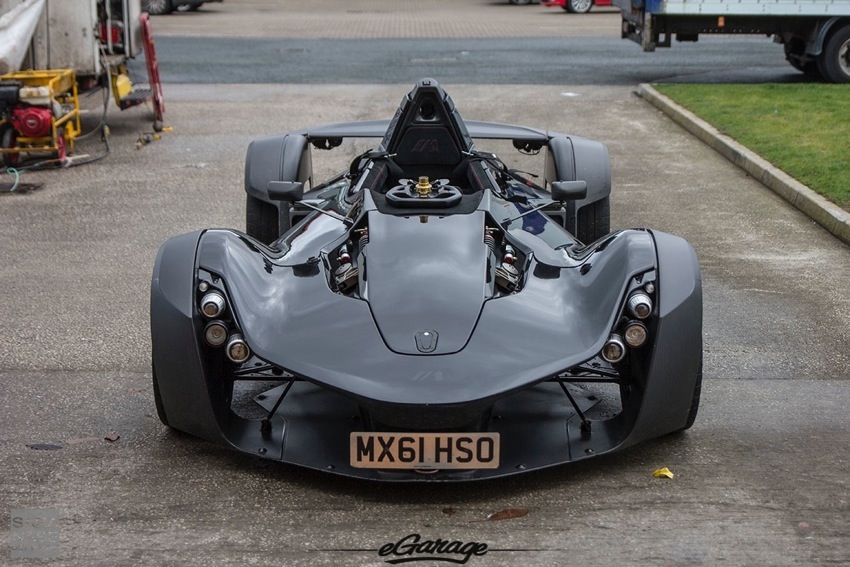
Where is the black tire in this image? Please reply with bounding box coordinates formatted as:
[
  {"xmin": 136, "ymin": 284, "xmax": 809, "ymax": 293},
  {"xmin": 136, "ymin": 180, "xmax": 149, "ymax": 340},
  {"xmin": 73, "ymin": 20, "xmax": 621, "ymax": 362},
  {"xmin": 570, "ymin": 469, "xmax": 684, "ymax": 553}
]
[
  {"xmin": 143, "ymin": 0, "xmax": 173, "ymax": 15},
  {"xmin": 246, "ymin": 194, "xmax": 288, "ymax": 245},
  {"xmin": 151, "ymin": 361, "xmax": 170, "ymax": 426},
  {"xmin": 575, "ymin": 196, "xmax": 610, "ymax": 244},
  {"xmin": 509, "ymin": 0, "xmax": 532, "ymax": 4},
  {"xmin": 679, "ymin": 357, "xmax": 703, "ymax": 431},
  {"xmin": 566, "ymin": 0, "xmax": 593, "ymax": 13},
  {"xmin": 818, "ymin": 24, "xmax": 850, "ymax": 84},
  {"xmin": 1, "ymin": 125, "xmax": 20, "ymax": 168}
]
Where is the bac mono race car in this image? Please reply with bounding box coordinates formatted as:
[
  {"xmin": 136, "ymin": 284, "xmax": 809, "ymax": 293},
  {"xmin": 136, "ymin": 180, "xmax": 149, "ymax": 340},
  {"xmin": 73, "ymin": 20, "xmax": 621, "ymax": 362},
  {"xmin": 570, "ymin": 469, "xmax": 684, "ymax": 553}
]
[{"xmin": 151, "ymin": 79, "xmax": 702, "ymax": 480}]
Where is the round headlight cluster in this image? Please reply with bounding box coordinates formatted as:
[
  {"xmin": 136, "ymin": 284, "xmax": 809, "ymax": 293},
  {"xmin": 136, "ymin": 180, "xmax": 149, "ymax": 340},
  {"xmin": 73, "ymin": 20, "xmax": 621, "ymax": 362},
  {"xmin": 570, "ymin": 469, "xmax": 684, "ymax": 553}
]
[
  {"xmin": 623, "ymin": 321, "xmax": 648, "ymax": 347},
  {"xmin": 601, "ymin": 334, "xmax": 626, "ymax": 363},
  {"xmin": 197, "ymin": 283, "xmax": 252, "ymax": 363},
  {"xmin": 200, "ymin": 292, "xmax": 226, "ymax": 318},
  {"xmin": 226, "ymin": 333, "xmax": 251, "ymax": 363},
  {"xmin": 204, "ymin": 321, "xmax": 228, "ymax": 347},
  {"xmin": 599, "ymin": 284, "xmax": 655, "ymax": 363},
  {"xmin": 627, "ymin": 292, "xmax": 653, "ymax": 319}
]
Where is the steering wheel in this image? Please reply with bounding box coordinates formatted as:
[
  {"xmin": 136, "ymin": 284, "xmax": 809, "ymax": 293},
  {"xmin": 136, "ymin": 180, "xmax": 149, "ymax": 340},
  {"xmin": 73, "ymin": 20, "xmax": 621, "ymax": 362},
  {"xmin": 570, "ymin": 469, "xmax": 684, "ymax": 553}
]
[{"xmin": 386, "ymin": 178, "xmax": 463, "ymax": 209}]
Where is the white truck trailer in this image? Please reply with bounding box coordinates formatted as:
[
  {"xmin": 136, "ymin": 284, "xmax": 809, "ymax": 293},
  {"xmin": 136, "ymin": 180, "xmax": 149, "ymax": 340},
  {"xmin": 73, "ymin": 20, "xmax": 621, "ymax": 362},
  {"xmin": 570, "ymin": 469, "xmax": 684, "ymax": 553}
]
[{"xmin": 613, "ymin": 0, "xmax": 850, "ymax": 82}]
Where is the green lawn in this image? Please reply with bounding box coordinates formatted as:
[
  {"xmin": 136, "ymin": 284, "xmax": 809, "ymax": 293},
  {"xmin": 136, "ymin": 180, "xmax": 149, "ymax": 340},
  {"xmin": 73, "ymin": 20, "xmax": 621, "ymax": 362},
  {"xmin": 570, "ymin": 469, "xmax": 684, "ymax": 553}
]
[{"xmin": 654, "ymin": 83, "xmax": 850, "ymax": 210}]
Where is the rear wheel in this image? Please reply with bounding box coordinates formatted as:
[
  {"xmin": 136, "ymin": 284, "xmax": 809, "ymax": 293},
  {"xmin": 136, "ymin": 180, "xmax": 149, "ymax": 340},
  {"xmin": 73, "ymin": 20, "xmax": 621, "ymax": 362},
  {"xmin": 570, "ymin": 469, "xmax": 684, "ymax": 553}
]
[
  {"xmin": 818, "ymin": 24, "xmax": 850, "ymax": 83},
  {"xmin": 576, "ymin": 196, "xmax": 610, "ymax": 244},
  {"xmin": 246, "ymin": 194, "xmax": 288, "ymax": 245},
  {"xmin": 566, "ymin": 0, "xmax": 593, "ymax": 13}
]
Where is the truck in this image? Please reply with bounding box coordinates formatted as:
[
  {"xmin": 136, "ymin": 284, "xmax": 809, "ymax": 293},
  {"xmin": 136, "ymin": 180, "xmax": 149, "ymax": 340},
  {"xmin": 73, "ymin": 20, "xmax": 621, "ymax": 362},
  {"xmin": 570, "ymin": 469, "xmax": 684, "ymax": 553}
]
[{"xmin": 613, "ymin": 0, "xmax": 850, "ymax": 83}]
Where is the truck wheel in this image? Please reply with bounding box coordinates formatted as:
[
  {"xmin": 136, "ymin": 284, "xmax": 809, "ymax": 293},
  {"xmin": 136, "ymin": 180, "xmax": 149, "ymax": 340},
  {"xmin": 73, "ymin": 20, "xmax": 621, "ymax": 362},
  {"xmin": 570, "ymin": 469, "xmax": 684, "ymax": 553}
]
[
  {"xmin": 566, "ymin": 0, "xmax": 593, "ymax": 13},
  {"xmin": 246, "ymin": 194, "xmax": 288, "ymax": 246},
  {"xmin": 818, "ymin": 24, "xmax": 850, "ymax": 83},
  {"xmin": 576, "ymin": 196, "xmax": 610, "ymax": 244}
]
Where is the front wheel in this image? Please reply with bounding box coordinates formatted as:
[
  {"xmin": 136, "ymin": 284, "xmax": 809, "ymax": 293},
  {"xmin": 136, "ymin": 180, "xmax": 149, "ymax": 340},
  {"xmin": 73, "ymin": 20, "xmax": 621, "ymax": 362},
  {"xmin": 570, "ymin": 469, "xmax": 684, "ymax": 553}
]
[
  {"xmin": 818, "ymin": 24, "xmax": 850, "ymax": 83},
  {"xmin": 566, "ymin": 0, "xmax": 593, "ymax": 13}
]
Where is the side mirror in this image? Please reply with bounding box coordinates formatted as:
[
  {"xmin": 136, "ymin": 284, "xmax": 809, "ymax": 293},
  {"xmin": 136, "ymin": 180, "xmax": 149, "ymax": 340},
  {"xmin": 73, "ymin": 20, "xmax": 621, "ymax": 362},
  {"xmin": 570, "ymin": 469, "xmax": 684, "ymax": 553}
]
[
  {"xmin": 267, "ymin": 181, "xmax": 304, "ymax": 202},
  {"xmin": 551, "ymin": 180, "xmax": 588, "ymax": 202}
]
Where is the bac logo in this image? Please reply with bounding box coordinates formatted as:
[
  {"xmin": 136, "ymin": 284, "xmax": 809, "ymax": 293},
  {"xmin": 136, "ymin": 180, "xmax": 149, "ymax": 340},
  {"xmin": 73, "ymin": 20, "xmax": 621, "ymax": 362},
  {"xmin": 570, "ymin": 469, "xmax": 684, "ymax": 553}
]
[{"xmin": 411, "ymin": 138, "xmax": 440, "ymax": 153}]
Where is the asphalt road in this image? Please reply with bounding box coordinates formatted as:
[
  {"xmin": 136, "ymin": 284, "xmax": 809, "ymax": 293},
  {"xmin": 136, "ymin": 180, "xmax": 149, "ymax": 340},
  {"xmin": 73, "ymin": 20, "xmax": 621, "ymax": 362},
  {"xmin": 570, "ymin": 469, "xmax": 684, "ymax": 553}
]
[
  {"xmin": 1, "ymin": 1, "xmax": 848, "ymax": 565},
  {"xmin": 145, "ymin": 35, "xmax": 796, "ymax": 85},
  {"xmin": 139, "ymin": 1, "xmax": 797, "ymax": 85}
]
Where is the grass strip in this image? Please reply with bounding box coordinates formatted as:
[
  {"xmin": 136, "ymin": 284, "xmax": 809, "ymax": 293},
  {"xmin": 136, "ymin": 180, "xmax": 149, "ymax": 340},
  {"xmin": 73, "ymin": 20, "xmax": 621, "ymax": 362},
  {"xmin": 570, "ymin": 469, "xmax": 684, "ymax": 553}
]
[{"xmin": 654, "ymin": 83, "xmax": 849, "ymax": 210}]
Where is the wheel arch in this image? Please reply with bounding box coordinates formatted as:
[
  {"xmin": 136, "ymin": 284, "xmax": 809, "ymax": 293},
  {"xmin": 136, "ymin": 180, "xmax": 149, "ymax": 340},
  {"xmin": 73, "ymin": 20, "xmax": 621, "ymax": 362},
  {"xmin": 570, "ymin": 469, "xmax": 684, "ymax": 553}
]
[
  {"xmin": 244, "ymin": 133, "xmax": 312, "ymax": 203},
  {"xmin": 809, "ymin": 17, "xmax": 850, "ymax": 56},
  {"xmin": 545, "ymin": 135, "xmax": 612, "ymax": 238}
]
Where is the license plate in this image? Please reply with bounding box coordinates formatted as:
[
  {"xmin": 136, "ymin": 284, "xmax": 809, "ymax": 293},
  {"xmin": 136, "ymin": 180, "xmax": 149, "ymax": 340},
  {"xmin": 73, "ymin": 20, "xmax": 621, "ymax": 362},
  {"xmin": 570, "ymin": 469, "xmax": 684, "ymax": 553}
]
[{"xmin": 350, "ymin": 432, "xmax": 500, "ymax": 469}]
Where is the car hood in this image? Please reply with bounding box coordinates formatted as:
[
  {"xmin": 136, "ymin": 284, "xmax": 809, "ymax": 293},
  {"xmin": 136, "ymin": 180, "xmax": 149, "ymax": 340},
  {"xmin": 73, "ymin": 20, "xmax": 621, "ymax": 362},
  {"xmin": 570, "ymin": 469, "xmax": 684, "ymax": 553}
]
[{"xmin": 363, "ymin": 211, "xmax": 487, "ymax": 355}]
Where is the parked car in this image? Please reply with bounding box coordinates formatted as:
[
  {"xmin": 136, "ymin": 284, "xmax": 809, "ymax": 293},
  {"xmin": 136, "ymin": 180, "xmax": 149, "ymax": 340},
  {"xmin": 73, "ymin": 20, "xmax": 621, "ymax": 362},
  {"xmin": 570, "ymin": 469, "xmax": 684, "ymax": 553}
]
[
  {"xmin": 142, "ymin": 0, "xmax": 222, "ymax": 15},
  {"xmin": 542, "ymin": 0, "xmax": 613, "ymax": 13}
]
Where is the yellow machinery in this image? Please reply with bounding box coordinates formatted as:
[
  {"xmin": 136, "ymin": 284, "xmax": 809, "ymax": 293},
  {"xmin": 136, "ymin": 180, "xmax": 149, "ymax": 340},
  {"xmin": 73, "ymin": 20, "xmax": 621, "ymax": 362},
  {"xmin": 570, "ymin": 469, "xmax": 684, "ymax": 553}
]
[{"xmin": 0, "ymin": 68, "xmax": 82, "ymax": 166}]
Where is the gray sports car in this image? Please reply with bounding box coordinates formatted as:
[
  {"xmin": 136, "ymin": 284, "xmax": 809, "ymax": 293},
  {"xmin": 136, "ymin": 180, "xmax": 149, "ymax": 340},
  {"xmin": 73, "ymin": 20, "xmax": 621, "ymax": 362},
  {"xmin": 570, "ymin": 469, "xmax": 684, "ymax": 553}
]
[{"xmin": 150, "ymin": 79, "xmax": 702, "ymax": 480}]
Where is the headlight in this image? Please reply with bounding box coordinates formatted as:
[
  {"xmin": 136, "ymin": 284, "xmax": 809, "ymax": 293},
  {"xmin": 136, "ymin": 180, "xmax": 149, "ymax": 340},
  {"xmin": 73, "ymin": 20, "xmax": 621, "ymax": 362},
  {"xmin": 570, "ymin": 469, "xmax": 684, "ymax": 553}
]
[
  {"xmin": 627, "ymin": 292, "xmax": 652, "ymax": 319},
  {"xmin": 204, "ymin": 321, "xmax": 228, "ymax": 347},
  {"xmin": 601, "ymin": 334, "xmax": 626, "ymax": 363},
  {"xmin": 226, "ymin": 333, "xmax": 251, "ymax": 363},
  {"xmin": 200, "ymin": 292, "xmax": 226, "ymax": 318},
  {"xmin": 623, "ymin": 321, "xmax": 648, "ymax": 348}
]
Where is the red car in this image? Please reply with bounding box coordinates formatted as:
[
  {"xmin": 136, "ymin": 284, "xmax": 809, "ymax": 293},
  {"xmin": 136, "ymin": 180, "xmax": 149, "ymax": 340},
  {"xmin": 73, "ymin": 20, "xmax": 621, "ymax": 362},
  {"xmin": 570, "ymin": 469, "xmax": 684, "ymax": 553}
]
[{"xmin": 540, "ymin": 0, "xmax": 613, "ymax": 13}]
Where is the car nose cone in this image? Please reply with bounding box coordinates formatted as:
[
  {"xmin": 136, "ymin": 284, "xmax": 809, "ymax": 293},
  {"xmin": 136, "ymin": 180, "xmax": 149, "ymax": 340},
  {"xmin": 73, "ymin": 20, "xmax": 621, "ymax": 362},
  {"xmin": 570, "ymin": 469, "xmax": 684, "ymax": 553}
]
[{"xmin": 415, "ymin": 330, "xmax": 439, "ymax": 353}]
